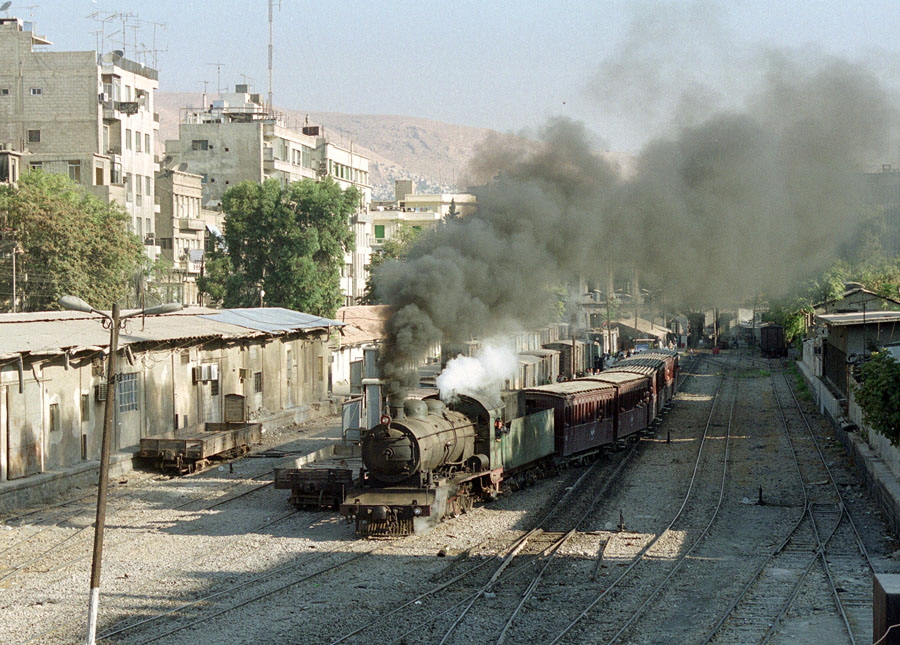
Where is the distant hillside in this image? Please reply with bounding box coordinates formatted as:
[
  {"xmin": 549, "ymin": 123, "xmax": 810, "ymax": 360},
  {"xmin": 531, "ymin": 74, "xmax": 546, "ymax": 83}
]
[{"xmin": 155, "ymin": 92, "xmax": 504, "ymax": 200}]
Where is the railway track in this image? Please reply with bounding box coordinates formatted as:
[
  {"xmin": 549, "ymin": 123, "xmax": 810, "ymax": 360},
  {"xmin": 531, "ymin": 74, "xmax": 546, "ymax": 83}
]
[
  {"xmin": 697, "ymin": 362, "xmax": 875, "ymax": 644},
  {"xmin": 8, "ymin": 352, "xmax": 889, "ymax": 645},
  {"xmin": 2, "ymin": 455, "xmax": 295, "ymax": 643},
  {"xmin": 531, "ymin": 354, "xmax": 735, "ymax": 644},
  {"xmin": 318, "ymin": 354, "xmax": 711, "ymax": 645}
]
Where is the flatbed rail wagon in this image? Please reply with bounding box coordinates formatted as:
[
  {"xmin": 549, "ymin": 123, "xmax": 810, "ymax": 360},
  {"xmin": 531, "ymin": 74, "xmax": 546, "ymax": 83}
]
[{"xmin": 138, "ymin": 422, "xmax": 262, "ymax": 474}]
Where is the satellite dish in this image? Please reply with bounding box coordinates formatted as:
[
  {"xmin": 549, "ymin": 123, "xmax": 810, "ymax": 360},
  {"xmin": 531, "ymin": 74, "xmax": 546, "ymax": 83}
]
[{"xmin": 0, "ymin": 2, "xmax": 12, "ymax": 12}]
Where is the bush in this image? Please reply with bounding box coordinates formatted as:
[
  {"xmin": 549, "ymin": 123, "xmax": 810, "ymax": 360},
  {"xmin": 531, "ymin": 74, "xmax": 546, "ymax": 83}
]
[{"xmin": 853, "ymin": 351, "xmax": 900, "ymax": 445}]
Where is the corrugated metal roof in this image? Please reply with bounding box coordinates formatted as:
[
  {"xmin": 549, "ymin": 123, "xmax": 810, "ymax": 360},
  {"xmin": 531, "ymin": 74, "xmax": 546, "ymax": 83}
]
[
  {"xmin": 198, "ymin": 308, "xmax": 343, "ymax": 333},
  {"xmin": 816, "ymin": 311, "xmax": 900, "ymax": 326},
  {"xmin": 0, "ymin": 306, "xmax": 342, "ymax": 361}
]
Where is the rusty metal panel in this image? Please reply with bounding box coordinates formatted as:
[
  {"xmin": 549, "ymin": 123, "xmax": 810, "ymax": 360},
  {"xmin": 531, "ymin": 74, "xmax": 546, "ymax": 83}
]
[{"xmin": 6, "ymin": 379, "xmax": 42, "ymax": 479}]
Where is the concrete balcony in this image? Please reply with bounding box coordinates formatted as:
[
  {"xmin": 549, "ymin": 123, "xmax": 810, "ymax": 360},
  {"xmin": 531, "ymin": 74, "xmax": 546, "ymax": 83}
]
[{"xmin": 178, "ymin": 218, "xmax": 205, "ymax": 231}]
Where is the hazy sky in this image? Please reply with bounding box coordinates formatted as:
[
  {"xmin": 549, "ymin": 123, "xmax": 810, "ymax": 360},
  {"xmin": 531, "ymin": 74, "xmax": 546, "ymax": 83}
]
[{"xmin": 13, "ymin": 1, "xmax": 900, "ymax": 154}]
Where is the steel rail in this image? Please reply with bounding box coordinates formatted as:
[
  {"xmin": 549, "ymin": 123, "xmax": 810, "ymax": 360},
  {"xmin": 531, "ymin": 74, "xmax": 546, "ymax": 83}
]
[
  {"xmin": 700, "ymin": 362, "xmax": 861, "ymax": 644},
  {"xmin": 548, "ymin": 355, "xmax": 731, "ymax": 644}
]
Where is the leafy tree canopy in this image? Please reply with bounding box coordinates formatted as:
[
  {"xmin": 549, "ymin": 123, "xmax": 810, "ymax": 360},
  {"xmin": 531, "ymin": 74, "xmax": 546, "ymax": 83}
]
[
  {"xmin": 0, "ymin": 170, "xmax": 145, "ymax": 311},
  {"xmin": 199, "ymin": 177, "xmax": 359, "ymax": 318},
  {"xmin": 764, "ymin": 254, "xmax": 900, "ymax": 343},
  {"xmin": 853, "ymin": 350, "xmax": 900, "ymax": 445}
]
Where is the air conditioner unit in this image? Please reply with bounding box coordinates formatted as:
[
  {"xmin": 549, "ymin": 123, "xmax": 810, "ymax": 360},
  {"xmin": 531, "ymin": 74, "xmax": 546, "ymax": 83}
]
[
  {"xmin": 192, "ymin": 364, "xmax": 219, "ymax": 382},
  {"xmin": 94, "ymin": 383, "xmax": 108, "ymax": 402}
]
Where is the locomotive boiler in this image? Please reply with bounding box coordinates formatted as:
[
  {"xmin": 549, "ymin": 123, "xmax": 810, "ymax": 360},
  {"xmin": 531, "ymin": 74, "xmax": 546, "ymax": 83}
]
[{"xmin": 361, "ymin": 399, "xmax": 476, "ymax": 484}]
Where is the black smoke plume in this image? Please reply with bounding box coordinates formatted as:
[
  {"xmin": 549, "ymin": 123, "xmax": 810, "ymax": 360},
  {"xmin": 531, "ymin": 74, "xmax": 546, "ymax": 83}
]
[{"xmin": 374, "ymin": 54, "xmax": 896, "ymax": 383}]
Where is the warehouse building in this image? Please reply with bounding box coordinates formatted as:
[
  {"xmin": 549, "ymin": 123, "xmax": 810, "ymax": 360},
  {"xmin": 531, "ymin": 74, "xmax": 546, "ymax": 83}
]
[{"xmin": 0, "ymin": 306, "xmax": 342, "ymax": 510}]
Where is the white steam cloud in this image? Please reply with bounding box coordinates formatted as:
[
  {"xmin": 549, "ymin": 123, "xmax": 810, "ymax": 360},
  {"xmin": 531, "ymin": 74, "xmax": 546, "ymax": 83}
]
[{"xmin": 436, "ymin": 340, "xmax": 519, "ymax": 400}]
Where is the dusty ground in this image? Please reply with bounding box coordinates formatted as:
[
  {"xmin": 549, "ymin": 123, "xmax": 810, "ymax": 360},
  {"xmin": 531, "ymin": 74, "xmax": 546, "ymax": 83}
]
[{"xmin": 1, "ymin": 352, "xmax": 897, "ymax": 644}]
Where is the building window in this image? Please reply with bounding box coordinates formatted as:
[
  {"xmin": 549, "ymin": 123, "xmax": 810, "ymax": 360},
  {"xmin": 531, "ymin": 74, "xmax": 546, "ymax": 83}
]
[
  {"xmin": 145, "ymin": 175, "xmax": 151, "ymax": 196},
  {"xmin": 81, "ymin": 394, "xmax": 90, "ymax": 422},
  {"xmin": 27, "ymin": 129, "xmax": 40, "ymax": 143},
  {"xmin": 0, "ymin": 88, "xmax": 9, "ymax": 96},
  {"xmin": 49, "ymin": 403, "xmax": 60, "ymax": 432},
  {"xmin": 29, "ymin": 161, "xmax": 42, "ymax": 171},
  {"xmin": 117, "ymin": 373, "xmax": 138, "ymax": 412},
  {"xmin": 253, "ymin": 371, "xmax": 263, "ymax": 394},
  {"xmin": 374, "ymin": 224, "xmax": 385, "ymax": 240},
  {"xmin": 125, "ymin": 172, "xmax": 133, "ymax": 201},
  {"xmin": 135, "ymin": 131, "xmax": 141, "ymax": 152},
  {"xmin": 192, "ymin": 139, "xmax": 209, "ymax": 151},
  {"xmin": 30, "ymin": 87, "xmax": 42, "ymax": 96},
  {"xmin": 68, "ymin": 161, "xmax": 81, "ymax": 183},
  {"xmin": 126, "ymin": 129, "xmax": 132, "ymax": 150},
  {"xmin": 145, "ymin": 133, "xmax": 150, "ymax": 153}
]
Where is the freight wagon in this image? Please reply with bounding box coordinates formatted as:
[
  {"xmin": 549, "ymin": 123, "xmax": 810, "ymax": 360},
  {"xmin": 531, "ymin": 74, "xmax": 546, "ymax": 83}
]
[{"xmin": 138, "ymin": 422, "xmax": 262, "ymax": 475}]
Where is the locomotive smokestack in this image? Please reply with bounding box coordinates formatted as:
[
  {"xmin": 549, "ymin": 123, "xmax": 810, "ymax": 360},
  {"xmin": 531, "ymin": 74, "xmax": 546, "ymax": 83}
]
[{"xmin": 388, "ymin": 389, "xmax": 407, "ymax": 419}]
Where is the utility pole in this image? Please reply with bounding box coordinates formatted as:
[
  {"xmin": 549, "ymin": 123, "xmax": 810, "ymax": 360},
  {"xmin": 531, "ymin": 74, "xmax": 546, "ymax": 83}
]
[
  {"xmin": 58, "ymin": 296, "xmax": 181, "ymax": 645},
  {"xmin": 11, "ymin": 241, "xmax": 21, "ymax": 312},
  {"xmin": 268, "ymin": 0, "xmax": 281, "ymax": 110},
  {"xmin": 633, "ymin": 266, "xmax": 639, "ymax": 346}
]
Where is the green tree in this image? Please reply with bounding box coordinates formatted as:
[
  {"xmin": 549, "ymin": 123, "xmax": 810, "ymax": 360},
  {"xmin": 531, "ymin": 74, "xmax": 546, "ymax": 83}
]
[
  {"xmin": 446, "ymin": 198, "xmax": 459, "ymax": 221},
  {"xmin": 360, "ymin": 224, "xmax": 422, "ymax": 304},
  {"xmin": 853, "ymin": 350, "xmax": 900, "ymax": 445},
  {"xmin": 0, "ymin": 170, "xmax": 144, "ymax": 311},
  {"xmin": 199, "ymin": 177, "xmax": 359, "ymax": 317}
]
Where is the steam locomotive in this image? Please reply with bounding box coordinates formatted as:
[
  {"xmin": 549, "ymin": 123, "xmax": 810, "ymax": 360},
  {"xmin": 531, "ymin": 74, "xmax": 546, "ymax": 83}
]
[{"xmin": 339, "ymin": 350, "xmax": 679, "ymax": 536}]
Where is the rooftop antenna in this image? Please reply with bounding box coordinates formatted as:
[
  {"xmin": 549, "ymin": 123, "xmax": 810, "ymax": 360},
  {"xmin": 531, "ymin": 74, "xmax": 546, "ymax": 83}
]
[
  {"xmin": 207, "ymin": 62, "xmax": 225, "ymax": 97},
  {"xmin": 10, "ymin": 3, "xmax": 39, "ymax": 26},
  {"xmin": 268, "ymin": 0, "xmax": 281, "ymax": 110},
  {"xmin": 87, "ymin": 10, "xmax": 132, "ymax": 55},
  {"xmin": 135, "ymin": 18, "xmax": 166, "ymax": 69}
]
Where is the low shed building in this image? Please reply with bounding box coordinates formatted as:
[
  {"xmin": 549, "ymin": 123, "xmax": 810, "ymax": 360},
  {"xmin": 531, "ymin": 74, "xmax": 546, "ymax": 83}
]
[
  {"xmin": 816, "ymin": 310, "xmax": 900, "ymax": 399},
  {"xmin": 0, "ymin": 307, "xmax": 341, "ymax": 487}
]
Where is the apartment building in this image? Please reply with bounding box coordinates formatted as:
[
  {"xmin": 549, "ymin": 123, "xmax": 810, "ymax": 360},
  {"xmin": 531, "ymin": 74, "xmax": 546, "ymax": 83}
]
[
  {"xmin": 165, "ymin": 86, "xmax": 373, "ymax": 305},
  {"xmin": 0, "ymin": 17, "xmax": 159, "ymax": 257},
  {"xmin": 370, "ymin": 179, "xmax": 477, "ymax": 248},
  {"xmin": 155, "ymin": 168, "xmax": 225, "ymax": 305}
]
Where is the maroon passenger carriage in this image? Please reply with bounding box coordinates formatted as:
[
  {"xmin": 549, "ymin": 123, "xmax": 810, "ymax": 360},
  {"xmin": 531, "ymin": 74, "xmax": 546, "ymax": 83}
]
[
  {"xmin": 607, "ymin": 350, "xmax": 679, "ymax": 411},
  {"xmin": 577, "ymin": 371, "xmax": 654, "ymax": 441},
  {"xmin": 522, "ymin": 364, "xmax": 659, "ymax": 458},
  {"xmin": 523, "ymin": 381, "xmax": 617, "ymax": 458}
]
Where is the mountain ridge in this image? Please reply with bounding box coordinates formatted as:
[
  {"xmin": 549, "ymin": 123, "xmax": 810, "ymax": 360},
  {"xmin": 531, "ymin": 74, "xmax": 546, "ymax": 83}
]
[{"xmin": 155, "ymin": 92, "xmax": 505, "ymax": 199}]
